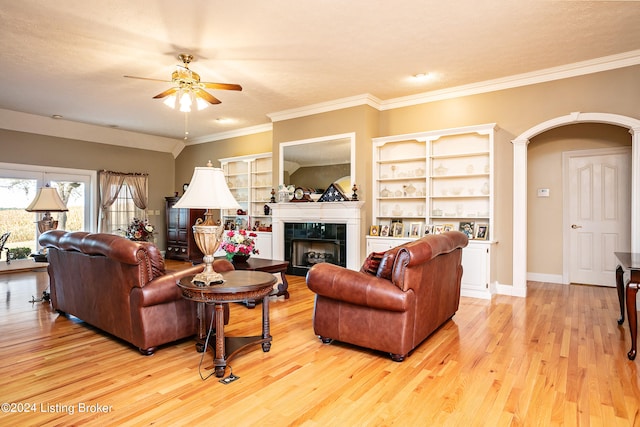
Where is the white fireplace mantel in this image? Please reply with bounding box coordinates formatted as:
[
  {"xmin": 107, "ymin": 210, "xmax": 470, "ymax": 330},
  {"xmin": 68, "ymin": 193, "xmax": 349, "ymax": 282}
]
[{"xmin": 268, "ymin": 201, "xmax": 365, "ymax": 270}]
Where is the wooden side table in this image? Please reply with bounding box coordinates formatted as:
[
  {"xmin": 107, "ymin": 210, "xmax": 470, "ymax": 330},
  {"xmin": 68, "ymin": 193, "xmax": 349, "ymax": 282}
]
[
  {"xmin": 178, "ymin": 271, "xmax": 277, "ymax": 377},
  {"xmin": 615, "ymin": 252, "xmax": 640, "ymax": 360},
  {"xmin": 222, "ymin": 257, "xmax": 290, "ymax": 308}
]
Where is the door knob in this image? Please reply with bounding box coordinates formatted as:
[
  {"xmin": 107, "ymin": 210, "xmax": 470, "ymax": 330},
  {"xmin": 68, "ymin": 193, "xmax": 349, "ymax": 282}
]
[{"xmin": 571, "ymin": 224, "xmax": 582, "ymax": 229}]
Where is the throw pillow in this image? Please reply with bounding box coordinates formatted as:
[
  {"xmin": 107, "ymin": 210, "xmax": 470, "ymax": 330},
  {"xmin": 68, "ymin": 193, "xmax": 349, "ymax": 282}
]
[
  {"xmin": 362, "ymin": 251, "xmax": 384, "ymax": 275},
  {"xmin": 376, "ymin": 247, "xmax": 401, "ymax": 280}
]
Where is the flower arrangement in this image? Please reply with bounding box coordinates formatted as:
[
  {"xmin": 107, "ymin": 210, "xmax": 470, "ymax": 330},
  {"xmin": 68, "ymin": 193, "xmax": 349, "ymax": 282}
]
[
  {"xmin": 124, "ymin": 217, "xmax": 155, "ymax": 242},
  {"xmin": 220, "ymin": 229, "xmax": 259, "ymax": 260}
]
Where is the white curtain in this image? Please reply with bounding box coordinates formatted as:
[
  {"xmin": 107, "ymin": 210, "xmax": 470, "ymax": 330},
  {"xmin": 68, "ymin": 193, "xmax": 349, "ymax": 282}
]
[{"xmin": 98, "ymin": 170, "xmax": 148, "ymax": 233}]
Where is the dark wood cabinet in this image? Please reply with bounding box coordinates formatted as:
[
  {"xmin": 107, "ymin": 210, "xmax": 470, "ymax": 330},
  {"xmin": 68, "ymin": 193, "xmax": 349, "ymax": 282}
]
[{"xmin": 165, "ymin": 196, "xmax": 205, "ymax": 263}]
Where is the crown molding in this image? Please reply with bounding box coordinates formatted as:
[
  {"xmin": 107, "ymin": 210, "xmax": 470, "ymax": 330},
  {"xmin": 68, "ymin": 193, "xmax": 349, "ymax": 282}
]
[
  {"xmin": 264, "ymin": 50, "xmax": 640, "ymax": 120},
  {"xmin": 0, "ymin": 108, "xmax": 184, "ymax": 156},
  {"xmin": 186, "ymin": 123, "xmax": 273, "ymax": 145},
  {"xmin": 380, "ymin": 50, "xmax": 640, "ymax": 110},
  {"xmin": 267, "ymin": 94, "xmax": 383, "ymax": 123}
]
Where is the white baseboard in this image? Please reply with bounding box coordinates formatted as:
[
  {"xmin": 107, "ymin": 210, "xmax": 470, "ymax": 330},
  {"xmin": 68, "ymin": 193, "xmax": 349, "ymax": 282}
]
[{"xmin": 526, "ymin": 272, "xmax": 564, "ymax": 284}]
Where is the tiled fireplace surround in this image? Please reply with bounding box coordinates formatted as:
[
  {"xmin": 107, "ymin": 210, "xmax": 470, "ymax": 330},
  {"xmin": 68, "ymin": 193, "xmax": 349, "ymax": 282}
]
[{"xmin": 269, "ymin": 201, "xmax": 365, "ymax": 273}]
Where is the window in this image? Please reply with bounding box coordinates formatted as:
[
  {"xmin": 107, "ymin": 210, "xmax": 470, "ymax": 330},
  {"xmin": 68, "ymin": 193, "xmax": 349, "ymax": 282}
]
[
  {"xmin": 103, "ymin": 183, "xmax": 145, "ymax": 234},
  {"xmin": 98, "ymin": 172, "xmax": 148, "ymax": 234},
  {"xmin": 0, "ymin": 163, "xmax": 96, "ymax": 253}
]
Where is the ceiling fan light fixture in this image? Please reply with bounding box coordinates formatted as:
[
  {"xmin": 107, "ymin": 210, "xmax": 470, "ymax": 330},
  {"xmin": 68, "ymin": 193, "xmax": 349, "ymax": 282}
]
[
  {"xmin": 195, "ymin": 95, "xmax": 209, "ymax": 111},
  {"xmin": 179, "ymin": 91, "xmax": 192, "ymax": 112},
  {"xmin": 163, "ymin": 93, "xmax": 177, "ymax": 109}
]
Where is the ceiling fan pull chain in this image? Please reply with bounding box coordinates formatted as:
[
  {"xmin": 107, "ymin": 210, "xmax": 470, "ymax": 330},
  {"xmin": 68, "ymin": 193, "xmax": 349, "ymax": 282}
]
[{"xmin": 184, "ymin": 112, "xmax": 189, "ymax": 141}]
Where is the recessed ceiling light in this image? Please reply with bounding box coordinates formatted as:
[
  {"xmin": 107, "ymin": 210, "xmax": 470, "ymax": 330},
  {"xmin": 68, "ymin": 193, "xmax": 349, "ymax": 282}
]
[
  {"xmin": 412, "ymin": 72, "xmax": 433, "ymax": 81},
  {"xmin": 215, "ymin": 118, "xmax": 236, "ymax": 124},
  {"xmin": 51, "ymin": 114, "xmax": 63, "ymax": 119}
]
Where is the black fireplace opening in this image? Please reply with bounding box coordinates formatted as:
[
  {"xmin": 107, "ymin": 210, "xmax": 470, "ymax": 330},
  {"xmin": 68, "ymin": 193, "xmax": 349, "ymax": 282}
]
[{"xmin": 284, "ymin": 223, "xmax": 346, "ymax": 276}]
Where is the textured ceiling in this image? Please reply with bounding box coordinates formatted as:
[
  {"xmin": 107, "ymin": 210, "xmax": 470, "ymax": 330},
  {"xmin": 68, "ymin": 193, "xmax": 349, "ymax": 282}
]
[{"xmin": 0, "ymin": 1, "xmax": 638, "ymax": 143}]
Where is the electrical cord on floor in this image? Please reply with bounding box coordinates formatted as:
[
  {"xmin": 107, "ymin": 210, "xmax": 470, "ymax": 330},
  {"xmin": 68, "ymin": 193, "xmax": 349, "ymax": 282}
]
[
  {"xmin": 198, "ymin": 312, "xmax": 218, "ymax": 381},
  {"xmin": 197, "ymin": 311, "xmax": 240, "ymax": 383}
]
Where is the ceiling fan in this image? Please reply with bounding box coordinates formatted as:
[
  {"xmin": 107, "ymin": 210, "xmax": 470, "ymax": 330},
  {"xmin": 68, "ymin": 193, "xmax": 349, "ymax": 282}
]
[{"xmin": 124, "ymin": 54, "xmax": 242, "ymax": 111}]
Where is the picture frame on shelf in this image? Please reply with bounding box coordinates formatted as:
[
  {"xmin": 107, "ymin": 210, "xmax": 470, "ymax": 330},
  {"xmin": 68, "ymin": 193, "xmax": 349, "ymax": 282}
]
[
  {"xmin": 459, "ymin": 221, "xmax": 475, "ymax": 239},
  {"xmin": 409, "ymin": 222, "xmax": 422, "ymax": 238},
  {"xmin": 391, "ymin": 222, "xmax": 404, "ymax": 238},
  {"xmin": 474, "ymin": 223, "xmax": 489, "ymax": 240},
  {"xmin": 443, "ymin": 223, "xmax": 454, "ymax": 232},
  {"xmin": 369, "ymin": 225, "xmax": 380, "ymax": 236},
  {"xmin": 380, "ymin": 224, "xmax": 390, "ymax": 237},
  {"xmin": 424, "ymin": 224, "xmax": 434, "ymax": 236},
  {"xmin": 433, "ymin": 224, "xmax": 445, "ymax": 235}
]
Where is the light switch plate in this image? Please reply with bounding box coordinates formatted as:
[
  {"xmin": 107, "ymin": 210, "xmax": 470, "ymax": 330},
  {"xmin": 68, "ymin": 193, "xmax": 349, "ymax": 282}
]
[{"xmin": 537, "ymin": 188, "xmax": 550, "ymax": 197}]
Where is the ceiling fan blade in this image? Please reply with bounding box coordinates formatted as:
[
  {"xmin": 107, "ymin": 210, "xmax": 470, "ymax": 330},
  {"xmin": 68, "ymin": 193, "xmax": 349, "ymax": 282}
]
[
  {"xmin": 152, "ymin": 87, "xmax": 177, "ymax": 99},
  {"xmin": 124, "ymin": 75, "xmax": 172, "ymax": 83},
  {"xmin": 201, "ymin": 82, "xmax": 243, "ymax": 91},
  {"xmin": 196, "ymin": 89, "xmax": 222, "ymax": 104}
]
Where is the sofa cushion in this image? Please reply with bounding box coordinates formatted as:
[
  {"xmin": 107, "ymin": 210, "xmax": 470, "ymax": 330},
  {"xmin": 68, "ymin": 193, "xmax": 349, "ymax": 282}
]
[{"xmin": 361, "ymin": 251, "xmax": 384, "ymax": 275}]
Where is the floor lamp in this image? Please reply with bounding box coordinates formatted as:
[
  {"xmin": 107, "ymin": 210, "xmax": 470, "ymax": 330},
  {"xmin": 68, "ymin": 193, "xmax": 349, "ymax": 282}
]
[
  {"xmin": 173, "ymin": 161, "xmax": 240, "ymax": 285},
  {"xmin": 25, "ymin": 185, "xmax": 68, "ymax": 261}
]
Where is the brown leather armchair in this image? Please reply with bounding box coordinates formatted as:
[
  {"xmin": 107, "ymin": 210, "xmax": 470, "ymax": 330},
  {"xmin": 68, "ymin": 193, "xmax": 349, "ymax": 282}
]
[
  {"xmin": 40, "ymin": 230, "xmax": 233, "ymax": 355},
  {"xmin": 306, "ymin": 231, "xmax": 468, "ymax": 361}
]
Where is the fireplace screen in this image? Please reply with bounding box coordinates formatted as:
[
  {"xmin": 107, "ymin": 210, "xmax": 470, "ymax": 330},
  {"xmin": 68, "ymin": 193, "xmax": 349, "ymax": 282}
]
[
  {"xmin": 291, "ymin": 239, "xmax": 341, "ymax": 269},
  {"xmin": 284, "ymin": 222, "xmax": 347, "ymax": 275}
]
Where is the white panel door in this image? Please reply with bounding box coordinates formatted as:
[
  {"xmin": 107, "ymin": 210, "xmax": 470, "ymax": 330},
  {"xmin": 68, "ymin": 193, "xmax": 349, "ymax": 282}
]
[{"xmin": 568, "ymin": 149, "xmax": 631, "ymax": 286}]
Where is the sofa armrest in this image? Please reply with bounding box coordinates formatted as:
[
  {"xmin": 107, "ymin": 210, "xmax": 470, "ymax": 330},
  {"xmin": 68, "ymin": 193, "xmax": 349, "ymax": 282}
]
[
  {"xmin": 132, "ymin": 264, "xmax": 204, "ymax": 307},
  {"xmin": 306, "ymin": 263, "xmax": 411, "ymax": 312}
]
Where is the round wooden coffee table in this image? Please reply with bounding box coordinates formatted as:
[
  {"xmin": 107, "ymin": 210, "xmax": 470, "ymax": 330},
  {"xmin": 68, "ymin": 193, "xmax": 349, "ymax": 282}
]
[{"xmin": 178, "ymin": 270, "xmax": 276, "ymax": 377}]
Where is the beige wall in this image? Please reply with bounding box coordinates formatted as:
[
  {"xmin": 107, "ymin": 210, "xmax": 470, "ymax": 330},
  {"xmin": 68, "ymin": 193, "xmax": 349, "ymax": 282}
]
[
  {"xmin": 0, "ymin": 128, "xmax": 176, "ymax": 248},
  {"xmin": 175, "ymin": 131, "xmax": 273, "ymax": 188},
  {"xmin": 527, "ymin": 123, "xmax": 632, "ymax": 276}
]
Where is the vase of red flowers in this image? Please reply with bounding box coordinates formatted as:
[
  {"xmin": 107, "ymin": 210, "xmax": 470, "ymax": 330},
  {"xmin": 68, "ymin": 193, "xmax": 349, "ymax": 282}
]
[{"xmin": 220, "ymin": 229, "xmax": 259, "ymax": 262}]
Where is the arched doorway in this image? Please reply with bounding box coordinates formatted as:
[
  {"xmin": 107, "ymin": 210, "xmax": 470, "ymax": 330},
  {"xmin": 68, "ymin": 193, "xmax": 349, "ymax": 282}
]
[{"xmin": 512, "ymin": 112, "xmax": 640, "ymax": 296}]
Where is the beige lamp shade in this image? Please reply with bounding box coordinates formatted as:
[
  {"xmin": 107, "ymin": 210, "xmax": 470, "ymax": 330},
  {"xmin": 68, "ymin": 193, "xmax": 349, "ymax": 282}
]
[
  {"xmin": 173, "ymin": 162, "xmax": 240, "ymax": 210},
  {"xmin": 25, "ymin": 187, "xmax": 68, "ymax": 212}
]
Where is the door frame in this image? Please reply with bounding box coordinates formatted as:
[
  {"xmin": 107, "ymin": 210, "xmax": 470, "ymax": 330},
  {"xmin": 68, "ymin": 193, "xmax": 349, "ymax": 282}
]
[
  {"xmin": 512, "ymin": 112, "xmax": 640, "ymax": 297},
  {"xmin": 561, "ymin": 146, "xmax": 632, "ymax": 285}
]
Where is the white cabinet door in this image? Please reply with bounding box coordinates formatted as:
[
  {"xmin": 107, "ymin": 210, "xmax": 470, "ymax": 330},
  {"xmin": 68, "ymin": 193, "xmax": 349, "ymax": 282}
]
[
  {"xmin": 461, "ymin": 243, "xmax": 491, "ymax": 299},
  {"xmin": 366, "ymin": 237, "xmax": 413, "ymax": 254},
  {"xmin": 253, "ymin": 231, "xmax": 272, "ymax": 259}
]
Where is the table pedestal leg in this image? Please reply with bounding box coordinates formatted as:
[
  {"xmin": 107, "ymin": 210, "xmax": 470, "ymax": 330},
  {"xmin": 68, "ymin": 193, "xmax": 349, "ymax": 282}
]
[
  {"xmin": 214, "ymin": 302, "xmax": 226, "ymax": 377},
  {"xmin": 626, "ymin": 282, "xmax": 638, "ymax": 360},
  {"xmin": 276, "ymin": 272, "xmax": 289, "ymax": 299},
  {"xmin": 616, "ymin": 265, "xmax": 625, "ymax": 325}
]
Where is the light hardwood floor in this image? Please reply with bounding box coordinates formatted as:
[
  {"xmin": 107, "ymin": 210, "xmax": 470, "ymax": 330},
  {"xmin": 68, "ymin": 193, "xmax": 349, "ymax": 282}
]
[{"xmin": 0, "ymin": 264, "xmax": 639, "ymax": 426}]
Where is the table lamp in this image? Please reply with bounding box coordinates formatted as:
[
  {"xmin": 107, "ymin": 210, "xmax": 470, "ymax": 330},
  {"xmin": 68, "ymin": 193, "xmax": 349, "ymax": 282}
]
[
  {"xmin": 25, "ymin": 184, "xmax": 68, "ymax": 262},
  {"xmin": 173, "ymin": 161, "xmax": 240, "ymax": 285},
  {"xmin": 26, "ymin": 184, "xmax": 68, "ymax": 233}
]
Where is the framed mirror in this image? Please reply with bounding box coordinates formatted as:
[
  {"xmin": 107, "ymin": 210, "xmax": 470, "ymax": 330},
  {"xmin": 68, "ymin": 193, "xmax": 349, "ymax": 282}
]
[{"xmin": 279, "ymin": 132, "xmax": 355, "ymax": 194}]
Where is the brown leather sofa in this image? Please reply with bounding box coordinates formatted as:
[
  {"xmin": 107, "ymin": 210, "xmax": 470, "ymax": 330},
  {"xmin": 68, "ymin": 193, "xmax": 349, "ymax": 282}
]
[
  {"xmin": 306, "ymin": 231, "xmax": 468, "ymax": 361},
  {"xmin": 39, "ymin": 230, "xmax": 233, "ymax": 355}
]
